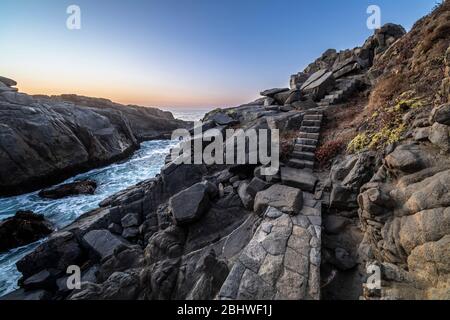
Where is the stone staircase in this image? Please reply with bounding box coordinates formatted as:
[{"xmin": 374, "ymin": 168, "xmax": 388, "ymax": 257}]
[
  {"xmin": 287, "ymin": 111, "xmax": 323, "ymax": 170},
  {"xmin": 218, "ymin": 107, "xmax": 326, "ymax": 301},
  {"xmin": 317, "ymin": 78, "xmax": 361, "ymax": 107}
]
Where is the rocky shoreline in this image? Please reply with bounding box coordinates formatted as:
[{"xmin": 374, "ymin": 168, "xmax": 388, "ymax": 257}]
[
  {"xmin": 2, "ymin": 1, "xmax": 450, "ymax": 301},
  {"xmin": 0, "ymin": 82, "xmax": 190, "ymax": 196}
]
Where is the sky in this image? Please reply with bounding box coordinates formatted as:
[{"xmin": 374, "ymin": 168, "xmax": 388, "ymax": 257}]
[{"xmin": 0, "ymin": 0, "xmax": 440, "ymax": 109}]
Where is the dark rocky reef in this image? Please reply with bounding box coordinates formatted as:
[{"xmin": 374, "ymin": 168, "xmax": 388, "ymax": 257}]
[
  {"xmin": 0, "ymin": 211, "xmax": 54, "ymax": 253},
  {"xmin": 39, "ymin": 180, "xmax": 97, "ymax": 199}
]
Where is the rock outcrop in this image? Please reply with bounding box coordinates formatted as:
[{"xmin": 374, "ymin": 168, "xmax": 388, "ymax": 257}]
[
  {"xmin": 0, "ymin": 211, "xmax": 54, "ymax": 253},
  {"xmin": 0, "ymin": 79, "xmax": 189, "ymax": 196},
  {"xmin": 42, "ymin": 94, "xmax": 188, "ymax": 141},
  {"xmin": 358, "ymin": 143, "xmax": 450, "ymax": 299},
  {"xmin": 39, "ymin": 180, "xmax": 97, "ymax": 199}
]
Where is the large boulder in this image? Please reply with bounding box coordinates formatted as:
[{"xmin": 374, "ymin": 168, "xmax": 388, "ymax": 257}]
[
  {"xmin": 384, "ymin": 144, "xmax": 432, "ymax": 175},
  {"xmin": 0, "ymin": 211, "xmax": 54, "ymax": 252},
  {"xmin": 209, "ymin": 112, "xmax": 236, "ymax": 126},
  {"xmin": 22, "ymin": 269, "xmax": 56, "ymax": 291},
  {"xmin": 304, "ymin": 49, "xmax": 338, "ymax": 74},
  {"xmin": 16, "ymin": 231, "xmax": 84, "ymax": 279},
  {"xmin": 272, "ymin": 89, "xmax": 302, "ymax": 105},
  {"xmin": 273, "ymin": 90, "xmax": 293, "ymax": 105},
  {"xmin": 284, "ymin": 90, "xmax": 303, "ymax": 105},
  {"xmin": 329, "ymin": 152, "xmax": 376, "ymax": 209},
  {"xmin": 332, "ymin": 55, "xmax": 365, "ymax": 79},
  {"xmin": 260, "ymin": 88, "xmax": 289, "ymax": 98},
  {"xmin": 300, "ymin": 69, "xmax": 335, "ymax": 100},
  {"xmin": 0, "ymin": 76, "xmax": 18, "ymax": 87},
  {"xmin": 82, "ymin": 229, "xmax": 130, "ymax": 261},
  {"xmin": 430, "ymin": 104, "xmax": 450, "ymax": 125},
  {"xmin": 398, "ymin": 208, "xmax": 450, "ymax": 255},
  {"xmin": 246, "ymin": 177, "xmax": 270, "ymax": 198},
  {"xmin": 429, "ymin": 123, "xmax": 450, "ymax": 152},
  {"xmin": 38, "ymin": 180, "xmax": 97, "ymax": 199},
  {"xmin": 254, "ymin": 184, "xmax": 303, "ymax": 215},
  {"xmin": 362, "ymin": 23, "xmax": 406, "ymax": 63},
  {"xmin": 168, "ymin": 182, "xmax": 213, "ymax": 225},
  {"xmin": 280, "ymin": 167, "xmax": 318, "ymax": 193},
  {"xmin": 97, "ymin": 246, "xmax": 143, "ymax": 282},
  {"xmin": 161, "ymin": 163, "xmax": 207, "ymax": 196},
  {"xmin": 330, "ymin": 184, "xmax": 358, "ymax": 210}
]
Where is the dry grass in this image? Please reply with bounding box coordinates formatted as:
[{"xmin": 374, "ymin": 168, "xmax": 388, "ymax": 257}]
[
  {"xmin": 279, "ymin": 130, "xmax": 299, "ymax": 162},
  {"xmin": 345, "ymin": 0, "xmax": 450, "ymax": 153},
  {"xmin": 321, "ymin": 90, "xmax": 369, "ymax": 144},
  {"xmin": 315, "ymin": 140, "xmax": 345, "ymax": 167}
]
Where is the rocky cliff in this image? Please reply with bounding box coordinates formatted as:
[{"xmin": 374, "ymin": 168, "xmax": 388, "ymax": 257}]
[
  {"xmin": 3, "ymin": 1, "xmax": 450, "ymax": 301},
  {"xmin": 0, "ymin": 82, "xmax": 189, "ymax": 196}
]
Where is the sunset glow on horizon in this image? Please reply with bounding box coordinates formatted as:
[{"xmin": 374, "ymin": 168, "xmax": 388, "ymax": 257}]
[{"xmin": 1, "ymin": 0, "xmax": 437, "ymax": 109}]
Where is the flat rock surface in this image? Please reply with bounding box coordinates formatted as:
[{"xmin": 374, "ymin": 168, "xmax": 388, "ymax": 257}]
[
  {"xmin": 281, "ymin": 167, "xmax": 318, "ymax": 192},
  {"xmin": 254, "ymin": 184, "xmax": 303, "ymax": 215},
  {"xmin": 82, "ymin": 229, "xmax": 129, "ymax": 261},
  {"xmin": 219, "ymin": 208, "xmax": 322, "ymax": 300}
]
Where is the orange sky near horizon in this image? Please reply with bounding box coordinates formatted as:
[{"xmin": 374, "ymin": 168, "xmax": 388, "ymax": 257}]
[{"xmin": 13, "ymin": 74, "xmax": 252, "ymax": 109}]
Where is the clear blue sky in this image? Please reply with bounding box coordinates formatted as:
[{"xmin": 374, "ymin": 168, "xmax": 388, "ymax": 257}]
[{"xmin": 0, "ymin": 0, "xmax": 439, "ymax": 108}]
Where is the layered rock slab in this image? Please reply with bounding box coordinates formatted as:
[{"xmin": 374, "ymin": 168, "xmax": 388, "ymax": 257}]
[{"xmin": 219, "ymin": 201, "xmax": 321, "ymax": 300}]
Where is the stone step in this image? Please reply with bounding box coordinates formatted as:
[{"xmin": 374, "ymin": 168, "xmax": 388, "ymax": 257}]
[
  {"xmin": 298, "ymin": 132, "xmax": 320, "ymax": 140},
  {"xmin": 280, "ymin": 167, "xmax": 318, "ymax": 193},
  {"xmin": 322, "ymin": 96, "xmax": 341, "ymax": 105},
  {"xmin": 305, "ymin": 110, "xmax": 323, "ymax": 115},
  {"xmin": 296, "ymin": 138, "xmax": 318, "ymax": 146},
  {"xmin": 330, "ymin": 90, "xmax": 344, "ymax": 96},
  {"xmin": 303, "ymin": 114, "xmax": 323, "ymax": 121},
  {"xmin": 294, "ymin": 144, "xmax": 316, "ymax": 153},
  {"xmin": 287, "ymin": 158, "xmax": 315, "ymax": 170},
  {"xmin": 302, "ymin": 120, "xmax": 321, "ymax": 127},
  {"xmin": 291, "ymin": 151, "xmax": 315, "ymax": 161},
  {"xmin": 322, "ymin": 80, "xmax": 360, "ymax": 106},
  {"xmin": 300, "ymin": 126, "xmax": 321, "ymax": 133}
]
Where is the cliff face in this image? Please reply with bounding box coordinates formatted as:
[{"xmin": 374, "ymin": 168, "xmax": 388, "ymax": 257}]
[
  {"xmin": 320, "ymin": 2, "xmax": 450, "ymax": 300},
  {"xmin": 0, "ymin": 83, "xmax": 189, "ymax": 196},
  {"xmin": 346, "ymin": 2, "xmax": 450, "ymax": 299},
  {"xmin": 43, "ymin": 94, "xmax": 189, "ymax": 141}
]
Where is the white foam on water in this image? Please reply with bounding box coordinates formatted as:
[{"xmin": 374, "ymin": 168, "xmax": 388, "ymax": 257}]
[{"xmin": 0, "ymin": 140, "xmax": 177, "ymax": 297}]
